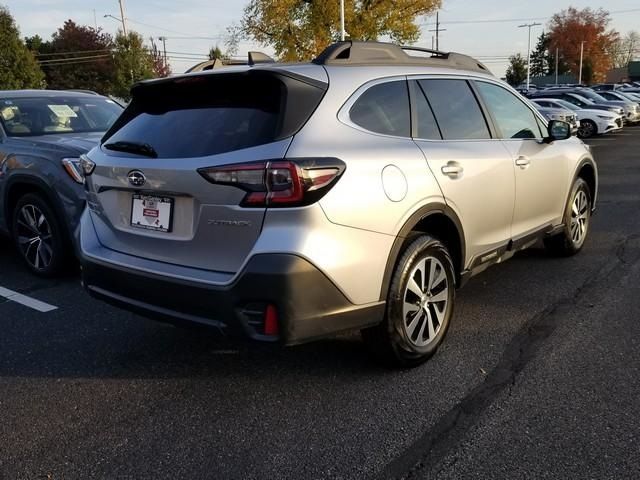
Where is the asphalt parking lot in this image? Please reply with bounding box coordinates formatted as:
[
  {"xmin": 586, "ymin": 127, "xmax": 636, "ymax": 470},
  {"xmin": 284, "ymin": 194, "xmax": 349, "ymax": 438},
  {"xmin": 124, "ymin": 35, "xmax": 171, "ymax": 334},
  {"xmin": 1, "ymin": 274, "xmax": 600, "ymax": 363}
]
[{"xmin": 1, "ymin": 127, "xmax": 640, "ymax": 479}]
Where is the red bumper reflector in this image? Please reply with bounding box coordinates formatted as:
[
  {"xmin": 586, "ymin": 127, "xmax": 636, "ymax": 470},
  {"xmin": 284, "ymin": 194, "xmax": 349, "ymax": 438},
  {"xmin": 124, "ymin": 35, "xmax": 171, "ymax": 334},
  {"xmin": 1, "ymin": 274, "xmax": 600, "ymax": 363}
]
[{"xmin": 264, "ymin": 304, "xmax": 279, "ymax": 336}]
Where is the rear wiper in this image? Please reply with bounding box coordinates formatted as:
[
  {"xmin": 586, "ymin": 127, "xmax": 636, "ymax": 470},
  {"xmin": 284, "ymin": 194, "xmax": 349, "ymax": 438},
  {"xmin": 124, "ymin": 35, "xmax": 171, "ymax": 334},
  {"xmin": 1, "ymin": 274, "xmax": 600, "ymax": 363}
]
[{"xmin": 103, "ymin": 141, "xmax": 158, "ymax": 158}]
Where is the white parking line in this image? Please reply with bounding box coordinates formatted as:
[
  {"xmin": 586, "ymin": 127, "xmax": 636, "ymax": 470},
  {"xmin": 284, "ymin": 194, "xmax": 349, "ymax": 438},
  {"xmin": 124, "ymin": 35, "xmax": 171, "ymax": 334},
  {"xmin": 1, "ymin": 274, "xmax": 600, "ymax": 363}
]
[{"xmin": 0, "ymin": 286, "xmax": 58, "ymax": 312}]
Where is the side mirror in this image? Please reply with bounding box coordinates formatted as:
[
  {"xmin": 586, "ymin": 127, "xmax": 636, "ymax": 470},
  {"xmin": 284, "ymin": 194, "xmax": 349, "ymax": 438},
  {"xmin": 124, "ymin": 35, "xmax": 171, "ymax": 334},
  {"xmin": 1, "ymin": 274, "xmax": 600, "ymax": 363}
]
[{"xmin": 544, "ymin": 120, "xmax": 571, "ymax": 143}]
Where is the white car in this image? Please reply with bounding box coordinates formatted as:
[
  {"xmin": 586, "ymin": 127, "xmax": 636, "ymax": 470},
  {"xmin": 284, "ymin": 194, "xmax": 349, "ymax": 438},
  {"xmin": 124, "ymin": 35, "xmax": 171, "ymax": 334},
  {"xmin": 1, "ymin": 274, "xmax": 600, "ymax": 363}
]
[
  {"xmin": 532, "ymin": 105, "xmax": 579, "ymax": 134},
  {"xmin": 532, "ymin": 98, "xmax": 623, "ymax": 138}
]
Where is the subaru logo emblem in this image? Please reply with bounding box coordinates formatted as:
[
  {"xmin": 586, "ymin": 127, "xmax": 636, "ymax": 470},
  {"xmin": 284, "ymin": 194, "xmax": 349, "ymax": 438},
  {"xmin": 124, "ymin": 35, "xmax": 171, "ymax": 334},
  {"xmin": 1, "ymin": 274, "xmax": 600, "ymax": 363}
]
[{"xmin": 128, "ymin": 170, "xmax": 146, "ymax": 187}]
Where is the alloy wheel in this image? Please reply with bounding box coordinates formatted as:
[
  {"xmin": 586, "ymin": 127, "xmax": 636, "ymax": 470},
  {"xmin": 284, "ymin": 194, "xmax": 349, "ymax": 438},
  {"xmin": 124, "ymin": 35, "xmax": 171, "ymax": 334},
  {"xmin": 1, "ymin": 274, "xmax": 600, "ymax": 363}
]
[
  {"xmin": 16, "ymin": 204, "xmax": 54, "ymax": 270},
  {"xmin": 578, "ymin": 121, "xmax": 596, "ymax": 138},
  {"xmin": 402, "ymin": 256, "xmax": 449, "ymax": 347},
  {"xmin": 570, "ymin": 190, "xmax": 589, "ymax": 246}
]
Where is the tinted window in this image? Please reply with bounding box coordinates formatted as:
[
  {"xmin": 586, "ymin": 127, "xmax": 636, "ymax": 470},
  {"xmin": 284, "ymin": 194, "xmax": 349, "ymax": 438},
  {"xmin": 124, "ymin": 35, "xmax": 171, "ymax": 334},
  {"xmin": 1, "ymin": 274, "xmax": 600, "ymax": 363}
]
[
  {"xmin": 0, "ymin": 96, "xmax": 122, "ymax": 137},
  {"xmin": 105, "ymin": 72, "xmax": 325, "ymax": 159},
  {"xmin": 412, "ymin": 81, "xmax": 441, "ymax": 139},
  {"xmin": 476, "ymin": 82, "xmax": 542, "ymax": 139},
  {"xmin": 350, "ymin": 81, "xmax": 410, "ymax": 137},
  {"xmin": 565, "ymin": 94, "xmax": 593, "ymax": 108},
  {"xmin": 575, "ymin": 89, "xmax": 608, "ymax": 103},
  {"xmin": 418, "ymin": 79, "xmax": 490, "ymax": 140}
]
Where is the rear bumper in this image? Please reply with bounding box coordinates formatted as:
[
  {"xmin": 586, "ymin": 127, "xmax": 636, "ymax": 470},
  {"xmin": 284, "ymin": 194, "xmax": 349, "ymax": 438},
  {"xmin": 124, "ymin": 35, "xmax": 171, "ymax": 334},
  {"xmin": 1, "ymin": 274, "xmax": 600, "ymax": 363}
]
[
  {"xmin": 79, "ymin": 209, "xmax": 385, "ymax": 344},
  {"xmin": 82, "ymin": 253, "xmax": 384, "ymax": 345}
]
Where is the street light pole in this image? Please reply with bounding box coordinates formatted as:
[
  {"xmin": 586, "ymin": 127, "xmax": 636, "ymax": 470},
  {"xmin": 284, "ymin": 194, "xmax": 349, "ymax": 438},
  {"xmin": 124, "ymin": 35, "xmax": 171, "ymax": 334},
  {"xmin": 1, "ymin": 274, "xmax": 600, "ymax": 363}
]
[
  {"xmin": 158, "ymin": 36, "xmax": 168, "ymax": 70},
  {"xmin": 578, "ymin": 41, "xmax": 585, "ymax": 85},
  {"xmin": 555, "ymin": 47, "xmax": 559, "ymax": 85},
  {"xmin": 118, "ymin": 0, "xmax": 127, "ymax": 35},
  {"xmin": 340, "ymin": 0, "xmax": 345, "ymax": 41},
  {"xmin": 518, "ymin": 22, "xmax": 541, "ymax": 90}
]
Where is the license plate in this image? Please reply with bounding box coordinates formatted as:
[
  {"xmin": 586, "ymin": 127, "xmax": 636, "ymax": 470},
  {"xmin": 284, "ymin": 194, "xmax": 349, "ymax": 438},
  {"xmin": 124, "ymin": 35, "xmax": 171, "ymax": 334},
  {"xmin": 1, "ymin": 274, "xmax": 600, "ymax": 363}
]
[{"xmin": 130, "ymin": 194, "xmax": 173, "ymax": 232}]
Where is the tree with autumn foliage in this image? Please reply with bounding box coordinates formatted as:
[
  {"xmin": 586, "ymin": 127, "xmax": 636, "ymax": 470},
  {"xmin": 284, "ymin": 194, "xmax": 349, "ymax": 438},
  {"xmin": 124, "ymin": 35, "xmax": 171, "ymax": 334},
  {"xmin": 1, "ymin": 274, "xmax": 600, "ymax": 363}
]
[
  {"xmin": 547, "ymin": 7, "xmax": 618, "ymax": 84},
  {"xmin": 241, "ymin": 0, "xmax": 441, "ymax": 61},
  {"xmin": 38, "ymin": 20, "xmax": 115, "ymax": 93}
]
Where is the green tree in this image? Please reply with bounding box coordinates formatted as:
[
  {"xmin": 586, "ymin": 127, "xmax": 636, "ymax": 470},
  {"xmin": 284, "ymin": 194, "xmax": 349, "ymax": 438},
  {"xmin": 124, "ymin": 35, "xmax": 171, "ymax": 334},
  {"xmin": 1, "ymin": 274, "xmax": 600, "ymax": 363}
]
[
  {"xmin": 530, "ymin": 32, "xmax": 550, "ymax": 77},
  {"xmin": 241, "ymin": 0, "xmax": 441, "ymax": 61},
  {"xmin": 505, "ymin": 54, "xmax": 527, "ymax": 86},
  {"xmin": 41, "ymin": 20, "xmax": 114, "ymax": 93},
  {"xmin": 0, "ymin": 6, "xmax": 45, "ymax": 89},
  {"xmin": 112, "ymin": 31, "xmax": 157, "ymax": 99},
  {"xmin": 530, "ymin": 32, "xmax": 572, "ymax": 78},
  {"xmin": 208, "ymin": 45, "xmax": 226, "ymax": 60},
  {"xmin": 581, "ymin": 58, "xmax": 594, "ymax": 84}
]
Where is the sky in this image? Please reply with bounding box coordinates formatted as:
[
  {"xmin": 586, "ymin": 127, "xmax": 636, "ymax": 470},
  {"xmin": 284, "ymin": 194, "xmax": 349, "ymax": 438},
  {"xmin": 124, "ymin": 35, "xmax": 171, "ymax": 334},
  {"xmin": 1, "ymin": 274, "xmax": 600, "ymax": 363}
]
[{"xmin": 5, "ymin": 0, "xmax": 640, "ymax": 77}]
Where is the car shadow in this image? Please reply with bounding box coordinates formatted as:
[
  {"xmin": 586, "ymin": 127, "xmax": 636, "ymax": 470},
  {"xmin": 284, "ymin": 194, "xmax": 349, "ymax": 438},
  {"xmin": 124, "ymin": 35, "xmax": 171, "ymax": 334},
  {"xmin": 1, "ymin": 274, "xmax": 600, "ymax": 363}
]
[{"xmin": 0, "ymin": 227, "xmax": 614, "ymax": 381}]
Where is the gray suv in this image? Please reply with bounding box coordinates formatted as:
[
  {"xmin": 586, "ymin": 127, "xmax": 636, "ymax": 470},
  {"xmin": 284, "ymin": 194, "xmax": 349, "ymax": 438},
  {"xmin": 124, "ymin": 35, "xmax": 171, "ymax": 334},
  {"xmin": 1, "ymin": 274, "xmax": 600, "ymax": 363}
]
[
  {"xmin": 79, "ymin": 42, "xmax": 597, "ymax": 366},
  {"xmin": 0, "ymin": 90, "xmax": 122, "ymax": 275}
]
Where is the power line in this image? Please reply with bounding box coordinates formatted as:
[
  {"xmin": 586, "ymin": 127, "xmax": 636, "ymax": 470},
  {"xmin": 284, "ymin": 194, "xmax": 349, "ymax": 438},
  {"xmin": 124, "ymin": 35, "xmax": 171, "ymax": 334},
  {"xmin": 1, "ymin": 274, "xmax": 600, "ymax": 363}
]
[
  {"xmin": 35, "ymin": 49, "xmax": 112, "ymax": 57},
  {"xmin": 37, "ymin": 53, "xmax": 112, "ymax": 64},
  {"xmin": 420, "ymin": 8, "xmax": 640, "ymax": 26},
  {"xmin": 37, "ymin": 57, "xmax": 113, "ymax": 67},
  {"xmin": 124, "ymin": 17, "xmax": 195, "ymax": 36}
]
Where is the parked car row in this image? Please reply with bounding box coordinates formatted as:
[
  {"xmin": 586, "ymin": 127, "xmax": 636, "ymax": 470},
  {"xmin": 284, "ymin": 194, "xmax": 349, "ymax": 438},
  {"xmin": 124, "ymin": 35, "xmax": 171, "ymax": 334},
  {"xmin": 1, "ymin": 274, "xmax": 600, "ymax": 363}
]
[
  {"xmin": 516, "ymin": 85, "xmax": 640, "ymax": 138},
  {"xmin": 0, "ymin": 42, "xmax": 599, "ymax": 366}
]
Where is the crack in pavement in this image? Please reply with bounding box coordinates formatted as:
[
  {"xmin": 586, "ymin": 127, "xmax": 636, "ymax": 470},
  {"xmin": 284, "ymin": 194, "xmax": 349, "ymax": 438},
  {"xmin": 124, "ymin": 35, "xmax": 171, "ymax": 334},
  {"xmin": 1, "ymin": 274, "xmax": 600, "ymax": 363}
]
[{"xmin": 380, "ymin": 233, "xmax": 640, "ymax": 480}]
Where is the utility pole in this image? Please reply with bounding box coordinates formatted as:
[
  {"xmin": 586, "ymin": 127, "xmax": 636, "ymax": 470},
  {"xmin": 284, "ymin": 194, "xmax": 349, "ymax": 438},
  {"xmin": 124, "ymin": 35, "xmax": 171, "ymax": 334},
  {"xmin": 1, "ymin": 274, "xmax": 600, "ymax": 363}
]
[
  {"xmin": 340, "ymin": 0, "xmax": 345, "ymax": 41},
  {"xmin": 578, "ymin": 41, "xmax": 585, "ymax": 85},
  {"xmin": 93, "ymin": 9, "xmax": 97, "ymax": 30},
  {"xmin": 118, "ymin": 0, "xmax": 127, "ymax": 36},
  {"xmin": 518, "ymin": 22, "xmax": 541, "ymax": 90},
  {"xmin": 555, "ymin": 47, "xmax": 559, "ymax": 85},
  {"xmin": 158, "ymin": 36, "xmax": 168, "ymax": 70},
  {"xmin": 428, "ymin": 11, "xmax": 447, "ymax": 50}
]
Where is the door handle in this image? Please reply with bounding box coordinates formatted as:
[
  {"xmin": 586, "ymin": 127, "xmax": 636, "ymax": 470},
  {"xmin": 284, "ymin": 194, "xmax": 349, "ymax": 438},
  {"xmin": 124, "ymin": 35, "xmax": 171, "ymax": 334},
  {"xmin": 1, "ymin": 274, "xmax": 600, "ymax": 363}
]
[
  {"xmin": 441, "ymin": 164, "xmax": 463, "ymax": 177},
  {"xmin": 515, "ymin": 156, "xmax": 530, "ymax": 168}
]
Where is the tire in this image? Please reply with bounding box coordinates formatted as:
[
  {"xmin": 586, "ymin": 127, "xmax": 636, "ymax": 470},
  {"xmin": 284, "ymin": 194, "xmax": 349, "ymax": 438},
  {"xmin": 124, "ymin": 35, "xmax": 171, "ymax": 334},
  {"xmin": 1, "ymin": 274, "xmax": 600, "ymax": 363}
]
[
  {"xmin": 578, "ymin": 119, "xmax": 597, "ymax": 139},
  {"xmin": 11, "ymin": 193, "xmax": 70, "ymax": 277},
  {"xmin": 362, "ymin": 235, "xmax": 456, "ymax": 367},
  {"xmin": 544, "ymin": 178, "xmax": 591, "ymax": 256}
]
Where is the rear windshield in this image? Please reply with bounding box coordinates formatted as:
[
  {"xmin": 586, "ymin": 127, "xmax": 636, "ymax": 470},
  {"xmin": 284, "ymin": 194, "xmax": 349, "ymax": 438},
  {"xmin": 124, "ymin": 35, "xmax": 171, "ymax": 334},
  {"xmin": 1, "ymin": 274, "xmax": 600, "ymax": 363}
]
[
  {"xmin": 0, "ymin": 96, "xmax": 122, "ymax": 137},
  {"xmin": 104, "ymin": 71, "xmax": 326, "ymax": 158}
]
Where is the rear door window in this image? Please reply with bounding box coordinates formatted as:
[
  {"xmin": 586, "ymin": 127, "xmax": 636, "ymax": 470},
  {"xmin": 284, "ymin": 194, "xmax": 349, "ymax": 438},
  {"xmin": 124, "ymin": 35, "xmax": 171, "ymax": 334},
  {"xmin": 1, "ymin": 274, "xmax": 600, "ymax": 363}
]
[
  {"xmin": 417, "ymin": 79, "xmax": 491, "ymax": 140},
  {"xmin": 411, "ymin": 81, "xmax": 442, "ymax": 140},
  {"xmin": 349, "ymin": 80, "xmax": 410, "ymax": 137}
]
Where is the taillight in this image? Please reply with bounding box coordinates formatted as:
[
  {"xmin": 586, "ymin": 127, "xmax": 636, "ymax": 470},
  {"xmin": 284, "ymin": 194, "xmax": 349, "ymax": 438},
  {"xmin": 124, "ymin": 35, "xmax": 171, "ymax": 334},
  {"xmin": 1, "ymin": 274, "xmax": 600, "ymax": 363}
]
[
  {"xmin": 61, "ymin": 158, "xmax": 85, "ymax": 184},
  {"xmin": 198, "ymin": 158, "xmax": 345, "ymax": 207}
]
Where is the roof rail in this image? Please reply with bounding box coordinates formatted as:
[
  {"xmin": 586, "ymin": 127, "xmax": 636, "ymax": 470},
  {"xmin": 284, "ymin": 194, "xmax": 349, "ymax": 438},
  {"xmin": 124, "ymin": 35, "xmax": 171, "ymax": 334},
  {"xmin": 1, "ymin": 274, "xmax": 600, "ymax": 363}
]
[
  {"xmin": 185, "ymin": 51, "xmax": 275, "ymax": 73},
  {"xmin": 248, "ymin": 51, "xmax": 275, "ymax": 66},
  {"xmin": 312, "ymin": 41, "xmax": 492, "ymax": 75}
]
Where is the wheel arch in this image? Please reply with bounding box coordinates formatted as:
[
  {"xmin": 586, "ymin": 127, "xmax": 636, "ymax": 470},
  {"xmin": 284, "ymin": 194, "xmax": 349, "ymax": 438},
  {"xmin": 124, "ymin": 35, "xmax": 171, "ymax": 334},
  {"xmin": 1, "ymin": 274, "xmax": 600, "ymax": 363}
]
[
  {"xmin": 4, "ymin": 175, "xmax": 69, "ymax": 239},
  {"xmin": 379, "ymin": 203, "xmax": 466, "ymax": 301},
  {"xmin": 574, "ymin": 158, "xmax": 598, "ymax": 209}
]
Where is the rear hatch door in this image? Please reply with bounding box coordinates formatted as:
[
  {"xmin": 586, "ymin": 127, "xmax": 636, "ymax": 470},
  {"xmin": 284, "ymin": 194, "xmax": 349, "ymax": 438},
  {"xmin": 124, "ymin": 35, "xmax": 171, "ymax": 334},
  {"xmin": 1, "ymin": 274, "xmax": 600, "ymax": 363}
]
[{"xmin": 85, "ymin": 68, "xmax": 327, "ymax": 273}]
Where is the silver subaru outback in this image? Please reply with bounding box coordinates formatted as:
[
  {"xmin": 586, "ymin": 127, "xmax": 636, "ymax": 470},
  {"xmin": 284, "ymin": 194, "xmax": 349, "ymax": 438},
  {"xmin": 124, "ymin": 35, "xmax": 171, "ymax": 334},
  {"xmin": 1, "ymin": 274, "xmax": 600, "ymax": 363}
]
[{"xmin": 79, "ymin": 41, "xmax": 597, "ymax": 366}]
